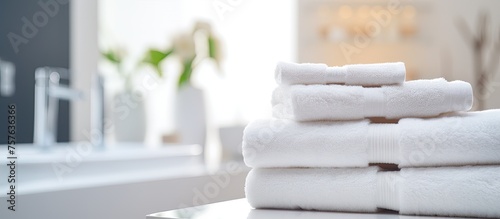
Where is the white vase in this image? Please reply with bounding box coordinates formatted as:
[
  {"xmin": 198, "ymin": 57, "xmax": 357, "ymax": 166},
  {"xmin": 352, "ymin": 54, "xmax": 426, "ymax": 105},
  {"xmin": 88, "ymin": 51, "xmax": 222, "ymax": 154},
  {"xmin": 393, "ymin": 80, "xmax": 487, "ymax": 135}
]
[
  {"xmin": 112, "ymin": 91, "xmax": 146, "ymax": 142},
  {"xmin": 219, "ymin": 125, "xmax": 246, "ymax": 161},
  {"xmin": 175, "ymin": 85, "xmax": 207, "ymax": 149}
]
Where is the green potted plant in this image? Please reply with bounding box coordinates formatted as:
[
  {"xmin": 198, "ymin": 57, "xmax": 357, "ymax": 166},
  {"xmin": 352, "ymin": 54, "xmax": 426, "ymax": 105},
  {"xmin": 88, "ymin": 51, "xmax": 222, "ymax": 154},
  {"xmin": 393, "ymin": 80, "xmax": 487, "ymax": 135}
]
[{"xmin": 142, "ymin": 21, "xmax": 222, "ymax": 147}]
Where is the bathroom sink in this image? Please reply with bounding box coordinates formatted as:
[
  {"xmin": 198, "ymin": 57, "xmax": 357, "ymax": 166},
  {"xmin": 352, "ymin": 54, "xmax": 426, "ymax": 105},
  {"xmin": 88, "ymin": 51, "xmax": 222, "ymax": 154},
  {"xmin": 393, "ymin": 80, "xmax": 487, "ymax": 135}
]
[{"xmin": 0, "ymin": 143, "xmax": 203, "ymax": 194}]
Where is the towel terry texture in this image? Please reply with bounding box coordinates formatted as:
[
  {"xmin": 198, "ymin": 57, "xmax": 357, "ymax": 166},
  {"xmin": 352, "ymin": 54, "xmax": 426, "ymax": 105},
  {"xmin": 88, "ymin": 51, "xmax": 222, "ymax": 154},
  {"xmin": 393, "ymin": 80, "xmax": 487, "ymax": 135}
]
[
  {"xmin": 245, "ymin": 166, "xmax": 500, "ymax": 218},
  {"xmin": 272, "ymin": 78, "xmax": 473, "ymax": 121},
  {"xmin": 242, "ymin": 110, "xmax": 500, "ymax": 168},
  {"xmin": 275, "ymin": 61, "xmax": 406, "ymax": 86}
]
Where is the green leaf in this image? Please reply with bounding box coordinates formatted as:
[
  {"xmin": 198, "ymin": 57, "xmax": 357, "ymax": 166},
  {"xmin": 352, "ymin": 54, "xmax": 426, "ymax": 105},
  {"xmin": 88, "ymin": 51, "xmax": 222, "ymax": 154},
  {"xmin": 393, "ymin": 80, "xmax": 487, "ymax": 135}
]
[
  {"xmin": 208, "ymin": 36, "xmax": 216, "ymax": 59},
  {"xmin": 143, "ymin": 48, "xmax": 173, "ymax": 77},
  {"xmin": 178, "ymin": 58, "xmax": 194, "ymax": 88},
  {"xmin": 102, "ymin": 50, "xmax": 121, "ymax": 64},
  {"xmin": 147, "ymin": 49, "xmax": 170, "ymax": 65}
]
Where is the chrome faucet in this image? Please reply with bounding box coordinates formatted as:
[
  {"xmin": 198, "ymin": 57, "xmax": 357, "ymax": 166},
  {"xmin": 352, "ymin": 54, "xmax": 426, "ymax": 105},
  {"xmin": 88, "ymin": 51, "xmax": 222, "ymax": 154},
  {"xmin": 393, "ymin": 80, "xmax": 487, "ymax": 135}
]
[{"xmin": 34, "ymin": 67, "xmax": 83, "ymax": 148}]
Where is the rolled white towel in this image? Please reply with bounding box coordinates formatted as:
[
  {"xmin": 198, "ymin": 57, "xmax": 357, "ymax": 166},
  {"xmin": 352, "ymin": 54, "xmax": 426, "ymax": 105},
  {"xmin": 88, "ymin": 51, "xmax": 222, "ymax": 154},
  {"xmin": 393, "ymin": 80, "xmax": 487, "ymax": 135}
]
[
  {"xmin": 272, "ymin": 78, "xmax": 473, "ymax": 121},
  {"xmin": 246, "ymin": 166, "xmax": 500, "ymax": 218},
  {"xmin": 275, "ymin": 61, "xmax": 406, "ymax": 85},
  {"xmin": 242, "ymin": 109, "xmax": 500, "ymax": 168}
]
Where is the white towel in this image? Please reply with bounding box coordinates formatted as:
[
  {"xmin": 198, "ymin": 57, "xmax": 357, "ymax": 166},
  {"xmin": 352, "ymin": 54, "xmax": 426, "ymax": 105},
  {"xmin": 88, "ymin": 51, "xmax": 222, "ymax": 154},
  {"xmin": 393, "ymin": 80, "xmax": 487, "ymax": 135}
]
[
  {"xmin": 275, "ymin": 61, "xmax": 406, "ymax": 86},
  {"xmin": 272, "ymin": 78, "xmax": 473, "ymax": 121},
  {"xmin": 242, "ymin": 110, "xmax": 500, "ymax": 168},
  {"xmin": 245, "ymin": 166, "xmax": 500, "ymax": 218},
  {"xmin": 246, "ymin": 167, "xmax": 380, "ymax": 213}
]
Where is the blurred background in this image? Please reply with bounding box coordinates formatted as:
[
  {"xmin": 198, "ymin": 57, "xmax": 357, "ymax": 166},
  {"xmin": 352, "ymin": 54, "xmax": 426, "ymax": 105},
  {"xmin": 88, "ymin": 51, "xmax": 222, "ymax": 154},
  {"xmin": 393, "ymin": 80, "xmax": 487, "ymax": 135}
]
[
  {"xmin": 2, "ymin": 0, "xmax": 500, "ymax": 146},
  {"xmin": 1, "ymin": 0, "xmax": 500, "ymax": 218}
]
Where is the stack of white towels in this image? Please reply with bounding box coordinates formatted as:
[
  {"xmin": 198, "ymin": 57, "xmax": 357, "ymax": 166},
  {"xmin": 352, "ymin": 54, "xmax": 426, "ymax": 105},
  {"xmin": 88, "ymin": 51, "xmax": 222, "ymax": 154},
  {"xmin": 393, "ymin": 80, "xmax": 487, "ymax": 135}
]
[{"xmin": 242, "ymin": 61, "xmax": 500, "ymax": 218}]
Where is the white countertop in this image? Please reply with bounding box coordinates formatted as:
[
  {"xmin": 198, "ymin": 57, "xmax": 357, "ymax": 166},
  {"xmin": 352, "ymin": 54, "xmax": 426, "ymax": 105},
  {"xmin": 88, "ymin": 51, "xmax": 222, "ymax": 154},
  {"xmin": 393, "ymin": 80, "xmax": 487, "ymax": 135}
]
[{"xmin": 147, "ymin": 199, "xmax": 474, "ymax": 219}]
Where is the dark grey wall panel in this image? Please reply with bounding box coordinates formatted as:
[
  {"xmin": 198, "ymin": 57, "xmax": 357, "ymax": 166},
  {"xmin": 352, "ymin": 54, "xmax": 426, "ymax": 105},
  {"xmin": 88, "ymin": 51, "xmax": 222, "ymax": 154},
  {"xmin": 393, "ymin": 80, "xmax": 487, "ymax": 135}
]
[{"xmin": 0, "ymin": 0, "xmax": 70, "ymax": 144}]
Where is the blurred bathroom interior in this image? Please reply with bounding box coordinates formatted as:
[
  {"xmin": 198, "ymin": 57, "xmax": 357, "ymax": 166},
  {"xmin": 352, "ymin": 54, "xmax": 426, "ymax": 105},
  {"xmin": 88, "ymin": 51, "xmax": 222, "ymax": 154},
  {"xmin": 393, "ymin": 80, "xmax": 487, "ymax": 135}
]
[{"xmin": 1, "ymin": 0, "xmax": 500, "ymax": 218}]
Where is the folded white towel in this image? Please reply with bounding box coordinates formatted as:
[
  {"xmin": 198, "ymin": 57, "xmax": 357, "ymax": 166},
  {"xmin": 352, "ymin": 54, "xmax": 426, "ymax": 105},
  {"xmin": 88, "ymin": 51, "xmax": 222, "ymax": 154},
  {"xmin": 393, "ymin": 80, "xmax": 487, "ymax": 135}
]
[
  {"xmin": 246, "ymin": 166, "xmax": 500, "ymax": 218},
  {"xmin": 275, "ymin": 61, "xmax": 406, "ymax": 86},
  {"xmin": 242, "ymin": 110, "xmax": 500, "ymax": 168},
  {"xmin": 272, "ymin": 78, "xmax": 473, "ymax": 121},
  {"xmin": 246, "ymin": 167, "xmax": 380, "ymax": 213}
]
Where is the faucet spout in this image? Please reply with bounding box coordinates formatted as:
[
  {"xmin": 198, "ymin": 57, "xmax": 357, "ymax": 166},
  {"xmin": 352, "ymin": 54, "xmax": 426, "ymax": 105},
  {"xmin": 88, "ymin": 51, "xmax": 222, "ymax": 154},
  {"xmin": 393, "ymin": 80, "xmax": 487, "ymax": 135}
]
[{"xmin": 49, "ymin": 86, "xmax": 83, "ymax": 100}]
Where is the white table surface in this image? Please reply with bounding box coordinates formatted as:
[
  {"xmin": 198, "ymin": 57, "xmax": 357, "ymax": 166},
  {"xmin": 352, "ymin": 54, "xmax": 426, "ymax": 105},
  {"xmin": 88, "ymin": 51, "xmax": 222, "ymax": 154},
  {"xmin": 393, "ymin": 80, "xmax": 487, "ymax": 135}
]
[{"xmin": 147, "ymin": 198, "xmax": 474, "ymax": 219}]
